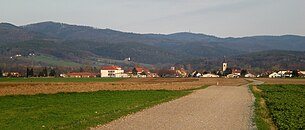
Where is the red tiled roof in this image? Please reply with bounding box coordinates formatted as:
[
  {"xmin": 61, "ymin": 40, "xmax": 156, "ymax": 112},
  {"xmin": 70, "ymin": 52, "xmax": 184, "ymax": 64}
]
[
  {"xmin": 135, "ymin": 67, "xmax": 150, "ymax": 73},
  {"xmin": 232, "ymin": 69, "xmax": 241, "ymax": 73},
  {"xmin": 101, "ymin": 66, "xmax": 122, "ymax": 70}
]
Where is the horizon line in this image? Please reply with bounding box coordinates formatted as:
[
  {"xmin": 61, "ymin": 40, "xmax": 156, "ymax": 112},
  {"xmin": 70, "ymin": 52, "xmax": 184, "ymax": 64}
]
[{"xmin": 1, "ymin": 20, "xmax": 305, "ymax": 38}]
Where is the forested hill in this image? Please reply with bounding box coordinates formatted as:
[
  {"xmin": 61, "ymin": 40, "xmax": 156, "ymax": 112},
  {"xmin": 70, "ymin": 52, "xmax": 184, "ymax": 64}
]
[
  {"xmin": 175, "ymin": 50, "xmax": 305, "ymax": 72},
  {"xmin": 0, "ymin": 21, "xmax": 305, "ymax": 67}
]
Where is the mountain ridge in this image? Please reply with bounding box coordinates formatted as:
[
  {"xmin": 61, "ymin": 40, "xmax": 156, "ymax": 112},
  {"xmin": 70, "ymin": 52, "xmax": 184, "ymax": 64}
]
[{"xmin": 0, "ymin": 21, "xmax": 305, "ymax": 68}]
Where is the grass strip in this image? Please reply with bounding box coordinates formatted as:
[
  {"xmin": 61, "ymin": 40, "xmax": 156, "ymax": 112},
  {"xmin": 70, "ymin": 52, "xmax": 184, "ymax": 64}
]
[{"xmin": 250, "ymin": 85, "xmax": 275, "ymax": 129}]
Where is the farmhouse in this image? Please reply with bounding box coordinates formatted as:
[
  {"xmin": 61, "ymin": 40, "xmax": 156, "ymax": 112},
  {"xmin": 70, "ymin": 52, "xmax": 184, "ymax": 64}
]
[
  {"xmin": 190, "ymin": 71, "xmax": 201, "ymax": 78},
  {"xmin": 2, "ymin": 72, "xmax": 21, "ymax": 77},
  {"xmin": 66, "ymin": 72, "xmax": 97, "ymax": 78},
  {"xmin": 227, "ymin": 74, "xmax": 239, "ymax": 78},
  {"xmin": 201, "ymin": 73, "xmax": 219, "ymax": 78},
  {"xmin": 245, "ymin": 73, "xmax": 256, "ymax": 78},
  {"xmin": 101, "ymin": 66, "xmax": 128, "ymax": 78},
  {"xmin": 232, "ymin": 68, "xmax": 241, "ymax": 76},
  {"xmin": 131, "ymin": 67, "xmax": 151, "ymax": 78},
  {"xmin": 299, "ymin": 71, "xmax": 305, "ymax": 77},
  {"xmin": 269, "ymin": 72, "xmax": 282, "ymax": 78},
  {"xmin": 278, "ymin": 70, "xmax": 292, "ymax": 78}
]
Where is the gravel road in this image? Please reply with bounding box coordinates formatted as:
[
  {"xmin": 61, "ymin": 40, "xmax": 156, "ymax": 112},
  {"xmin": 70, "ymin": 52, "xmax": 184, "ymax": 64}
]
[{"xmin": 93, "ymin": 80, "xmax": 263, "ymax": 130}]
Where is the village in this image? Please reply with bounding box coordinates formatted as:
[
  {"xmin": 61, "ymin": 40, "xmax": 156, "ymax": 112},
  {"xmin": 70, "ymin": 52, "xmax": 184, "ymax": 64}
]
[{"xmin": 2, "ymin": 59, "xmax": 305, "ymax": 78}]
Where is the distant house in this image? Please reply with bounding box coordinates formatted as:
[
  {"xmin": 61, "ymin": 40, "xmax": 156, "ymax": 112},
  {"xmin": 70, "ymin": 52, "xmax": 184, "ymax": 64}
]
[
  {"xmin": 2, "ymin": 72, "xmax": 21, "ymax": 77},
  {"xmin": 190, "ymin": 71, "xmax": 201, "ymax": 78},
  {"xmin": 131, "ymin": 67, "xmax": 152, "ymax": 78},
  {"xmin": 268, "ymin": 70, "xmax": 294, "ymax": 78},
  {"xmin": 227, "ymin": 74, "xmax": 239, "ymax": 78},
  {"xmin": 66, "ymin": 72, "xmax": 97, "ymax": 78},
  {"xmin": 259, "ymin": 71, "xmax": 273, "ymax": 77},
  {"xmin": 299, "ymin": 71, "xmax": 305, "ymax": 77},
  {"xmin": 269, "ymin": 72, "xmax": 282, "ymax": 78},
  {"xmin": 278, "ymin": 70, "xmax": 292, "ymax": 78},
  {"xmin": 245, "ymin": 73, "xmax": 256, "ymax": 78},
  {"xmin": 156, "ymin": 67, "xmax": 186, "ymax": 78},
  {"xmin": 232, "ymin": 68, "xmax": 241, "ymax": 76},
  {"xmin": 299, "ymin": 71, "xmax": 305, "ymax": 75},
  {"xmin": 201, "ymin": 73, "xmax": 219, "ymax": 78},
  {"xmin": 176, "ymin": 68, "xmax": 188, "ymax": 77},
  {"xmin": 100, "ymin": 66, "xmax": 128, "ymax": 78}
]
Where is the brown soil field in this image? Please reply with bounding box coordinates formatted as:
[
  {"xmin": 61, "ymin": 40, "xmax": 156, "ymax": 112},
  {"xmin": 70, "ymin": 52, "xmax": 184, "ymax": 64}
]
[
  {"xmin": 0, "ymin": 78, "xmax": 247, "ymax": 96},
  {"xmin": 256, "ymin": 78, "xmax": 305, "ymax": 84}
]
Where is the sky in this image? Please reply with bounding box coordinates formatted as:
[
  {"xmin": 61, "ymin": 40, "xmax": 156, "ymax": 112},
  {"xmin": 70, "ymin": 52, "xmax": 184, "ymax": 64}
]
[{"xmin": 1, "ymin": 0, "xmax": 305, "ymax": 37}]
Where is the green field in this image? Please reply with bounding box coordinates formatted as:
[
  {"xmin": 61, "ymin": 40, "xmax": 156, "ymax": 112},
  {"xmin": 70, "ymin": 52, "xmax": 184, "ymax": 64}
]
[
  {"xmin": 0, "ymin": 90, "xmax": 191, "ymax": 130},
  {"xmin": 0, "ymin": 78, "xmax": 124, "ymax": 82},
  {"xmin": 28, "ymin": 55, "xmax": 82, "ymax": 67},
  {"xmin": 252, "ymin": 84, "xmax": 305, "ymax": 129}
]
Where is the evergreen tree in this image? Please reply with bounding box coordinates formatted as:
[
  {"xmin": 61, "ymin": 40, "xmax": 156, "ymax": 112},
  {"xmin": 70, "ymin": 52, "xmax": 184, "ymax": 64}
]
[
  {"xmin": 0, "ymin": 68, "xmax": 2, "ymax": 77},
  {"xmin": 292, "ymin": 70, "xmax": 299, "ymax": 77},
  {"xmin": 26, "ymin": 67, "xmax": 29, "ymax": 77},
  {"xmin": 43, "ymin": 67, "xmax": 48, "ymax": 77},
  {"xmin": 132, "ymin": 68, "xmax": 138, "ymax": 75},
  {"xmin": 49, "ymin": 69, "xmax": 56, "ymax": 77},
  {"xmin": 29, "ymin": 68, "xmax": 34, "ymax": 77},
  {"xmin": 38, "ymin": 71, "xmax": 44, "ymax": 77},
  {"xmin": 79, "ymin": 67, "xmax": 84, "ymax": 72},
  {"xmin": 240, "ymin": 69, "xmax": 248, "ymax": 77}
]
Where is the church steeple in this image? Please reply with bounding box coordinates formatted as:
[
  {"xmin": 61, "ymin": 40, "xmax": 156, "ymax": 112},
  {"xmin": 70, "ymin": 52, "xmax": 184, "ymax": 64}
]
[{"xmin": 222, "ymin": 56, "xmax": 227, "ymax": 71}]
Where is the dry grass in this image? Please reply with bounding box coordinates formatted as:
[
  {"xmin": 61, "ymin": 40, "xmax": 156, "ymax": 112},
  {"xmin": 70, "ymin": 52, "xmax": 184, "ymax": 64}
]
[
  {"xmin": 257, "ymin": 78, "xmax": 305, "ymax": 84},
  {"xmin": 0, "ymin": 78, "xmax": 247, "ymax": 96}
]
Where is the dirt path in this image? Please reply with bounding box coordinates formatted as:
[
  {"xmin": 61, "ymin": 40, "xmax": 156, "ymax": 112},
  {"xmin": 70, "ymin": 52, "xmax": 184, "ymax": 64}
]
[{"xmin": 93, "ymin": 80, "xmax": 263, "ymax": 130}]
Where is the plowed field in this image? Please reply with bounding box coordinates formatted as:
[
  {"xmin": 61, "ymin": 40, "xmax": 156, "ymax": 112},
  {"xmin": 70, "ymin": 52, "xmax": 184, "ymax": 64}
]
[{"xmin": 0, "ymin": 78, "xmax": 246, "ymax": 96}]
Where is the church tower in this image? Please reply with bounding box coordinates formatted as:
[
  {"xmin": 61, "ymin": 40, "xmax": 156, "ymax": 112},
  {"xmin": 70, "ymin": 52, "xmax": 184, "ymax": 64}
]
[{"xmin": 222, "ymin": 57, "xmax": 227, "ymax": 71}]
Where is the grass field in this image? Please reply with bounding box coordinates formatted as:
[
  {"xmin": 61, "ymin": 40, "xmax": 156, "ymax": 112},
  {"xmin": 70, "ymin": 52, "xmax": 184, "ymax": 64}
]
[
  {"xmin": 0, "ymin": 90, "xmax": 193, "ymax": 130},
  {"xmin": 0, "ymin": 77, "xmax": 124, "ymax": 82},
  {"xmin": 251, "ymin": 84, "xmax": 305, "ymax": 129},
  {"xmin": 27, "ymin": 55, "xmax": 81, "ymax": 67}
]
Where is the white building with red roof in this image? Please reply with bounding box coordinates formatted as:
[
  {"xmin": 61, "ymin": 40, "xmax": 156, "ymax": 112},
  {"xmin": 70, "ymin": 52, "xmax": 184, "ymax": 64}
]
[
  {"xmin": 131, "ymin": 67, "xmax": 152, "ymax": 77},
  {"xmin": 100, "ymin": 66, "xmax": 128, "ymax": 78}
]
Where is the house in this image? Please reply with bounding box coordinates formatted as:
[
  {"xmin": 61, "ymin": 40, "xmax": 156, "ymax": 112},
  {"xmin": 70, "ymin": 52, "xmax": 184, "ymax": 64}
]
[
  {"xmin": 232, "ymin": 68, "xmax": 241, "ymax": 76},
  {"xmin": 278, "ymin": 70, "xmax": 292, "ymax": 77},
  {"xmin": 157, "ymin": 67, "xmax": 187, "ymax": 78},
  {"xmin": 132, "ymin": 67, "xmax": 151, "ymax": 78},
  {"xmin": 2, "ymin": 72, "xmax": 21, "ymax": 77},
  {"xmin": 201, "ymin": 73, "xmax": 219, "ymax": 78},
  {"xmin": 299, "ymin": 71, "xmax": 305, "ymax": 75},
  {"xmin": 259, "ymin": 71, "xmax": 273, "ymax": 77},
  {"xmin": 227, "ymin": 74, "xmax": 239, "ymax": 78},
  {"xmin": 299, "ymin": 71, "xmax": 305, "ymax": 77},
  {"xmin": 190, "ymin": 71, "xmax": 201, "ymax": 78},
  {"xmin": 176, "ymin": 68, "xmax": 188, "ymax": 77},
  {"xmin": 66, "ymin": 72, "xmax": 97, "ymax": 78},
  {"xmin": 269, "ymin": 72, "xmax": 282, "ymax": 78},
  {"xmin": 101, "ymin": 66, "xmax": 128, "ymax": 78},
  {"xmin": 245, "ymin": 73, "xmax": 256, "ymax": 78}
]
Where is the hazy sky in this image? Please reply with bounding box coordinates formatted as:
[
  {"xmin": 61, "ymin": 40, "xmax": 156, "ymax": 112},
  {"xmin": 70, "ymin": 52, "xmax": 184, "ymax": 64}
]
[{"xmin": 1, "ymin": 0, "xmax": 305, "ymax": 37}]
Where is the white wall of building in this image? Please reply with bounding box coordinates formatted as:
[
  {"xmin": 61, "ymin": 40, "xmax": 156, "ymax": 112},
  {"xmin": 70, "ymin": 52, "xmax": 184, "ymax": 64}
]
[{"xmin": 101, "ymin": 69, "xmax": 125, "ymax": 78}]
